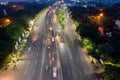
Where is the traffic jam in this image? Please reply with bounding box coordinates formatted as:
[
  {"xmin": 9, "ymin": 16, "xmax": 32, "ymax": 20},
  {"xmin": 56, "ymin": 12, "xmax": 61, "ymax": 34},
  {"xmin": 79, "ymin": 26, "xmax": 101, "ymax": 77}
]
[{"xmin": 45, "ymin": 2, "xmax": 63, "ymax": 80}]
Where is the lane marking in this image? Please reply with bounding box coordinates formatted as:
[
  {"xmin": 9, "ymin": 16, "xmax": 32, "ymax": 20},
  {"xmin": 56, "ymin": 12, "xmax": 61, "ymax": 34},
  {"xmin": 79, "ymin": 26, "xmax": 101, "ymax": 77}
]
[
  {"xmin": 33, "ymin": 69, "xmax": 35, "ymax": 75},
  {"xmin": 39, "ymin": 63, "xmax": 43, "ymax": 80},
  {"xmin": 28, "ymin": 47, "xmax": 31, "ymax": 51},
  {"xmin": 35, "ymin": 60, "xmax": 37, "ymax": 65},
  {"xmin": 42, "ymin": 59, "xmax": 44, "ymax": 62},
  {"xmin": 39, "ymin": 46, "xmax": 46, "ymax": 80},
  {"xmin": 41, "ymin": 57, "xmax": 45, "ymax": 61},
  {"xmin": 68, "ymin": 69, "xmax": 70, "ymax": 76},
  {"xmin": 37, "ymin": 53, "xmax": 38, "ymax": 56},
  {"xmin": 24, "ymin": 69, "xmax": 27, "ymax": 75}
]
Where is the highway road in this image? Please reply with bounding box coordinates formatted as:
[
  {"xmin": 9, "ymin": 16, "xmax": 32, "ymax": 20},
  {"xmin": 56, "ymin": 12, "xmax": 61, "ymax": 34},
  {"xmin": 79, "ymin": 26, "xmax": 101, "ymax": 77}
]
[
  {"xmin": 65, "ymin": 10, "xmax": 95, "ymax": 80},
  {"xmin": 13, "ymin": 2, "xmax": 63, "ymax": 80},
  {"xmin": 55, "ymin": 6, "xmax": 99, "ymax": 80},
  {"xmin": 12, "ymin": 1, "xmax": 101, "ymax": 80},
  {"xmin": 13, "ymin": 10, "xmax": 47, "ymax": 80}
]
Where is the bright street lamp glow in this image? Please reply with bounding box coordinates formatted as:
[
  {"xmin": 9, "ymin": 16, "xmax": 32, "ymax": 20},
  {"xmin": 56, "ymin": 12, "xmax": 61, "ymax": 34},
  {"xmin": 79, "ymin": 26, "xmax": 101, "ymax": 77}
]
[
  {"xmin": 5, "ymin": 19, "xmax": 10, "ymax": 23},
  {"xmin": 4, "ymin": 18, "xmax": 11, "ymax": 26},
  {"xmin": 99, "ymin": 13, "xmax": 103, "ymax": 17}
]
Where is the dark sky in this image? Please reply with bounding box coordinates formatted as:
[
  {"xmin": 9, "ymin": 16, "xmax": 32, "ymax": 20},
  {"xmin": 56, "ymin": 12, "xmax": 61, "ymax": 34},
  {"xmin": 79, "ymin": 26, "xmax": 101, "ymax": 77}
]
[
  {"xmin": 0, "ymin": 0, "xmax": 36, "ymax": 2},
  {"xmin": 0, "ymin": 0, "xmax": 57, "ymax": 2},
  {"xmin": 0, "ymin": 0, "xmax": 120, "ymax": 2}
]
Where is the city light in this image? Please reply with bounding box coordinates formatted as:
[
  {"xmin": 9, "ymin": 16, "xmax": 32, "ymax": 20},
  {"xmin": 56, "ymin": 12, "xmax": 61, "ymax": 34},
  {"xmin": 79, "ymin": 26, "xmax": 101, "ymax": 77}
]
[
  {"xmin": 98, "ymin": 27, "xmax": 104, "ymax": 35},
  {"xmin": 99, "ymin": 13, "xmax": 103, "ymax": 17},
  {"xmin": 5, "ymin": 18, "xmax": 10, "ymax": 23},
  {"xmin": 97, "ymin": 13, "xmax": 104, "ymax": 24},
  {"xmin": 12, "ymin": 5, "xmax": 17, "ymax": 8},
  {"xmin": 3, "ymin": 18, "xmax": 11, "ymax": 26}
]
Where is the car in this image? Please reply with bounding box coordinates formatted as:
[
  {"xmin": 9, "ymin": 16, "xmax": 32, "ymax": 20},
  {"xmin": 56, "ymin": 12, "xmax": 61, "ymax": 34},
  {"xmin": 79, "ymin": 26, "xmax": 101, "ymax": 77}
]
[
  {"xmin": 52, "ymin": 57, "xmax": 55, "ymax": 61},
  {"xmin": 48, "ymin": 46, "xmax": 51, "ymax": 49},
  {"xmin": 49, "ymin": 27, "xmax": 53, "ymax": 31},
  {"xmin": 32, "ymin": 41, "xmax": 35, "ymax": 43},
  {"xmin": 47, "ymin": 38, "xmax": 52, "ymax": 47},
  {"xmin": 52, "ymin": 37, "xmax": 54, "ymax": 42},
  {"xmin": 47, "ymin": 38, "xmax": 51, "ymax": 41},
  {"xmin": 32, "ymin": 34, "xmax": 38, "ymax": 43},
  {"xmin": 53, "ymin": 67, "xmax": 57, "ymax": 77}
]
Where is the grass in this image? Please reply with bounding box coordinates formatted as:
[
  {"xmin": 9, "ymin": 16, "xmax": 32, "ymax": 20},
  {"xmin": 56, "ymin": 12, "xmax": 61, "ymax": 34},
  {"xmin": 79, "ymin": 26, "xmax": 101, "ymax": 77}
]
[
  {"xmin": 104, "ymin": 62, "xmax": 120, "ymax": 67},
  {"xmin": 56, "ymin": 8, "xmax": 65, "ymax": 29}
]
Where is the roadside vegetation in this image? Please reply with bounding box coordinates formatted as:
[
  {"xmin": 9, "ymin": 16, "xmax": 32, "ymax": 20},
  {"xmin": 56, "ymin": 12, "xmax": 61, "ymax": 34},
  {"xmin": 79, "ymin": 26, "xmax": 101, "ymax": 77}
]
[
  {"xmin": 0, "ymin": 2, "xmax": 48, "ymax": 70},
  {"xmin": 69, "ymin": 3, "xmax": 120, "ymax": 80},
  {"xmin": 56, "ymin": 8, "xmax": 65, "ymax": 29}
]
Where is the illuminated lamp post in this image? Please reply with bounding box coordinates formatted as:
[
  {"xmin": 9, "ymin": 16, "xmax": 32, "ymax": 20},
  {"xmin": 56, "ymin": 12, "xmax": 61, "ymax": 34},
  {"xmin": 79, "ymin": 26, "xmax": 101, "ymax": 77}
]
[
  {"xmin": 97, "ymin": 13, "xmax": 104, "ymax": 36},
  {"xmin": 3, "ymin": 18, "xmax": 11, "ymax": 26}
]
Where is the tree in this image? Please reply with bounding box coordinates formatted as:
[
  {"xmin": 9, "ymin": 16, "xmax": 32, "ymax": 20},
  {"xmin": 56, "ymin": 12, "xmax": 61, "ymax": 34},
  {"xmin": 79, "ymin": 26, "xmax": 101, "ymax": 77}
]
[
  {"xmin": 76, "ymin": 23, "xmax": 98, "ymax": 41},
  {"xmin": 103, "ymin": 65, "xmax": 120, "ymax": 80}
]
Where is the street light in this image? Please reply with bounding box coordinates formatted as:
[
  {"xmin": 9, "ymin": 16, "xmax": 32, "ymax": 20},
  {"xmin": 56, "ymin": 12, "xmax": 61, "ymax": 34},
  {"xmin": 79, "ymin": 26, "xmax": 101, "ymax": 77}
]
[
  {"xmin": 3, "ymin": 18, "xmax": 11, "ymax": 26},
  {"xmin": 97, "ymin": 13, "xmax": 104, "ymax": 35},
  {"xmin": 99, "ymin": 13, "xmax": 103, "ymax": 17},
  {"xmin": 5, "ymin": 18, "xmax": 10, "ymax": 23},
  {"xmin": 97, "ymin": 13, "xmax": 104, "ymax": 19},
  {"xmin": 97, "ymin": 13, "xmax": 104, "ymax": 24}
]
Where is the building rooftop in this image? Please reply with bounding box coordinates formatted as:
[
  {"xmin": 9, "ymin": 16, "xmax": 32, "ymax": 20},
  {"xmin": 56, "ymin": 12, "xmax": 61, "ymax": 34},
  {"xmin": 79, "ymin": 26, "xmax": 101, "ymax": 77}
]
[{"xmin": 115, "ymin": 20, "xmax": 120, "ymax": 28}]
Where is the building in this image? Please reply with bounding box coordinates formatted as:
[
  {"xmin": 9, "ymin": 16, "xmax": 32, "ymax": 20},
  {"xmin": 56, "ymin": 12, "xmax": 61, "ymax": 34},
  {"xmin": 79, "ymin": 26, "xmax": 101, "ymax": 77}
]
[
  {"xmin": 113, "ymin": 20, "xmax": 120, "ymax": 38},
  {"xmin": 106, "ymin": 19, "xmax": 120, "ymax": 51},
  {"xmin": 115, "ymin": 20, "xmax": 120, "ymax": 28}
]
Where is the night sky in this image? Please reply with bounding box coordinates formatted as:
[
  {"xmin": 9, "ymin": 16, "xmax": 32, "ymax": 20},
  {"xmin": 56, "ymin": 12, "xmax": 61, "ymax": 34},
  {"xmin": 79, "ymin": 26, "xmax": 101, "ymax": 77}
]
[{"xmin": 0, "ymin": 0, "xmax": 120, "ymax": 3}]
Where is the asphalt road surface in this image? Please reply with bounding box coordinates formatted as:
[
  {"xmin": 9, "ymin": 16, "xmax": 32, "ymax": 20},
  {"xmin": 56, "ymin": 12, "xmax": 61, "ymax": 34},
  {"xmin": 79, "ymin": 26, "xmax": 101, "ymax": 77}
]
[
  {"xmin": 56, "ymin": 7, "xmax": 100, "ymax": 80},
  {"xmin": 13, "ymin": 10, "xmax": 47, "ymax": 80},
  {"xmin": 13, "ymin": 3, "xmax": 63, "ymax": 80},
  {"xmin": 12, "ymin": 1, "xmax": 102, "ymax": 80}
]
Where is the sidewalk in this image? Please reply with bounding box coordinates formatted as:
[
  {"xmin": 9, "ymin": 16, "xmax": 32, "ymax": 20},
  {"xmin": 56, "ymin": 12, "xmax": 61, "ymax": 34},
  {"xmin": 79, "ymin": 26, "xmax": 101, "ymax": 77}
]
[{"xmin": 0, "ymin": 70, "xmax": 14, "ymax": 80}]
